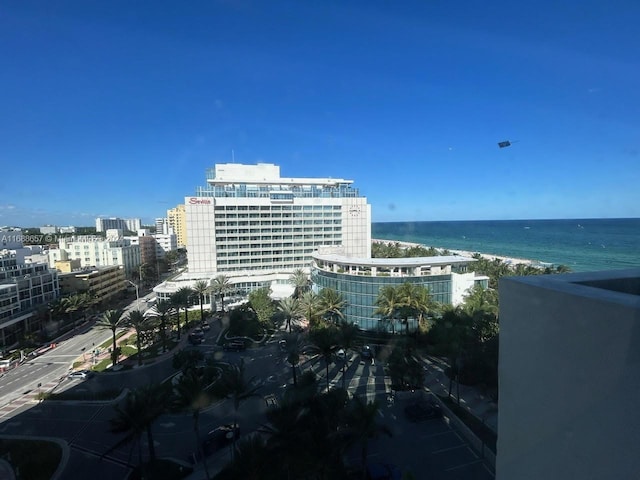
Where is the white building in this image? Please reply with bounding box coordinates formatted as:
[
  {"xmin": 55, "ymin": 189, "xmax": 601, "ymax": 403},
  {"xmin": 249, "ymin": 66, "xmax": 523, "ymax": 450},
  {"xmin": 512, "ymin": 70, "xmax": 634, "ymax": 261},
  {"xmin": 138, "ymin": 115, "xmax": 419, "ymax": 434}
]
[
  {"xmin": 58, "ymin": 226, "xmax": 76, "ymax": 234},
  {"xmin": 40, "ymin": 225, "xmax": 58, "ymax": 234},
  {"xmin": 497, "ymin": 269, "xmax": 640, "ymax": 479},
  {"xmin": 186, "ymin": 163, "xmax": 371, "ymax": 275},
  {"xmin": 125, "ymin": 218, "xmax": 142, "ymax": 232},
  {"xmin": 312, "ymin": 249, "xmax": 488, "ymax": 331},
  {"xmin": 1, "ymin": 248, "xmax": 60, "ymax": 348},
  {"xmin": 155, "ymin": 218, "xmax": 169, "ymax": 235},
  {"xmin": 125, "ymin": 231, "xmax": 177, "ymax": 261},
  {"xmin": 48, "ymin": 232, "xmax": 140, "ymax": 277},
  {"xmin": 95, "ymin": 217, "xmax": 141, "ymax": 233}
]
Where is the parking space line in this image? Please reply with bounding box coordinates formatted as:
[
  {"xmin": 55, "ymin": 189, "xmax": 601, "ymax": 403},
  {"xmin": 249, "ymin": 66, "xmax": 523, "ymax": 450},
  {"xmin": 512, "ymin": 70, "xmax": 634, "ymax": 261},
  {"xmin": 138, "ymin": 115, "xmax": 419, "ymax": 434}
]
[
  {"xmin": 445, "ymin": 458, "xmax": 484, "ymax": 472},
  {"xmin": 420, "ymin": 430, "xmax": 457, "ymax": 439},
  {"xmin": 431, "ymin": 444, "xmax": 467, "ymax": 455}
]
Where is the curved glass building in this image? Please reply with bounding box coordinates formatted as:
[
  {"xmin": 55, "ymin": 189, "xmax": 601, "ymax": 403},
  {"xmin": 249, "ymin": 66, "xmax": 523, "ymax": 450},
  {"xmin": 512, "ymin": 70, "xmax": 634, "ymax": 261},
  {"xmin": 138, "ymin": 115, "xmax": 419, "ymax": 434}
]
[{"xmin": 311, "ymin": 250, "xmax": 488, "ymax": 331}]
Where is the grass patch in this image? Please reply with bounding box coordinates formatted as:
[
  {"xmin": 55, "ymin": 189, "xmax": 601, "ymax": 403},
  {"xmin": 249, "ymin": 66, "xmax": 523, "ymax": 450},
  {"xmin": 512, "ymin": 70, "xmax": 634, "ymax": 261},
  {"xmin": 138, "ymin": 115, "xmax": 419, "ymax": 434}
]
[
  {"xmin": 0, "ymin": 439, "xmax": 62, "ymax": 480},
  {"xmin": 438, "ymin": 395, "xmax": 497, "ymax": 454},
  {"xmin": 98, "ymin": 331, "xmax": 127, "ymax": 350},
  {"xmin": 39, "ymin": 388, "xmax": 122, "ymax": 402},
  {"xmin": 92, "ymin": 357, "xmax": 113, "ymax": 372}
]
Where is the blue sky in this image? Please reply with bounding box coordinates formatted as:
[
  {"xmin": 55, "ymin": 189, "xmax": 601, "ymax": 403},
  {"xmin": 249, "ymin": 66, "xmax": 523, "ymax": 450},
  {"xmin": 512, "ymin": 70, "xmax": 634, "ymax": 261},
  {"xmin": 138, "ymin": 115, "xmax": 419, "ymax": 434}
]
[{"xmin": 1, "ymin": 0, "xmax": 638, "ymax": 226}]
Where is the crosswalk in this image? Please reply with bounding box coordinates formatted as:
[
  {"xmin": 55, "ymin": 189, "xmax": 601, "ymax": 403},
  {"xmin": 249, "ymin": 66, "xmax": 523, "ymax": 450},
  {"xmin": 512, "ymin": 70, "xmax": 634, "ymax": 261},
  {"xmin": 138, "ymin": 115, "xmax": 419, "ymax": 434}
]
[{"xmin": 297, "ymin": 354, "xmax": 393, "ymax": 403}]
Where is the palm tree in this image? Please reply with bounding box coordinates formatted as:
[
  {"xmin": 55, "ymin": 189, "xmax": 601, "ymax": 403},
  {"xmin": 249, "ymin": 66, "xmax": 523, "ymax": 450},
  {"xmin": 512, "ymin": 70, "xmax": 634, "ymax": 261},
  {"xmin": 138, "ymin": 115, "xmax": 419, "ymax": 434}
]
[
  {"xmin": 216, "ymin": 359, "xmax": 262, "ymax": 459},
  {"xmin": 374, "ymin": 285, "xmax": 400, "ymax": 334},
  {"xmin": 170, "ymin": 287, "xmax": 193, "ymax": 339},
  {"xmin": 309, "ymin": 325, "xmax": 339, "ymax": 393},
  {"xmin": 299, "ymin": 290, "xmax": 322, "ymax": 327},
  {"xmin": 339, "ymin": 322, "xmax": 359, "ymax": 389},
  {"xmin": 150, "ymin": 299, "xmax": 174, "ymax": 353},
  {"xmin": 282, "ymin": 332, "xmax": 305, "ymax": 387},
  {"xmin": 105, "ymin": 383, "xmax": 170, "ymax": 467},
  {"xmin": 277, "ymin": 297, "xmax": 301, "ymax": 333},
  {"xmin": 192, "ymin": 280, "xmax": 210, "ymax": 324},
  {"xmin": 462, "ymin": 283, "xmax": 499, "ymax": 318},
  {"xmin": 215, "ymin": 434, "xmax": 274, "ymax": 480},
  {"xmin": 172, "ymin": 369, "xmax": 219, "ymax": 480},
  {"xmin": 346, "ymin": 396, "xmax": 392, "ymax": 480},
  {"xmin": 211, "ymin": 274, "xmax": 232, "ymax": 313},
  {"xmin": 318, "ymin": 288, "xmax": 346, "ymax": 325},
  {"xmin": 62, "ymin": 293, "xmax": 90, "ymax": 330},
  {"xmin": 289, "ymin": 268, "xmax": 310, "ymax": 299},
  {"xmin": 96, "ymin": 309, "xmax": 126, "ymax": 366},
  {"xmin": 125, "ymin": 310, "xmax": 149, "ymax": 366}
]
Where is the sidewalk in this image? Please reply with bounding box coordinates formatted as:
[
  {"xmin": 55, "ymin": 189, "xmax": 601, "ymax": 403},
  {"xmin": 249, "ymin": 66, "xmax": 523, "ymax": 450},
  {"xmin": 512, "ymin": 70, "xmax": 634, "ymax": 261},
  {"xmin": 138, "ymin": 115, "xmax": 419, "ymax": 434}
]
[{"xmin": 420, "ymin": 355, "xmax": 498, "ymax": 433}]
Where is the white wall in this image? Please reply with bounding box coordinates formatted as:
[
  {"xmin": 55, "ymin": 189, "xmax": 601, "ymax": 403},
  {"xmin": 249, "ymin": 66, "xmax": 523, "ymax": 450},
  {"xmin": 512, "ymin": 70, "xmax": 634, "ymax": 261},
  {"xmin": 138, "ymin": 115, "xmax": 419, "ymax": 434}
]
[{"xmin": 497, "ymin": 270, "xmax": 640, "ymax": 480}]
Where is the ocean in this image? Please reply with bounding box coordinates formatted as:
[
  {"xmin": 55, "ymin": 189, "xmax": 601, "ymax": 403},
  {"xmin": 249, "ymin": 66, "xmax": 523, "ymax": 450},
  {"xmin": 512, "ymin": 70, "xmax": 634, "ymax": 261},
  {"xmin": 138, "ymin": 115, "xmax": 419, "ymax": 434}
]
[{"xmin": 372, "ymin": 218, "xmax": 640, "ymax": 273}]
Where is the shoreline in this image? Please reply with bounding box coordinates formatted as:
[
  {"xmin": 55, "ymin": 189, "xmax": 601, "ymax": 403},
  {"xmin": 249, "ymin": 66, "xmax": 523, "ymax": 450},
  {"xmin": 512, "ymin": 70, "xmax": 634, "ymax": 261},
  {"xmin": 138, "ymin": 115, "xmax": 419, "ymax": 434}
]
[{"xmin": 372, "ymin": 238, "xmax": 544, "ymax": 267}]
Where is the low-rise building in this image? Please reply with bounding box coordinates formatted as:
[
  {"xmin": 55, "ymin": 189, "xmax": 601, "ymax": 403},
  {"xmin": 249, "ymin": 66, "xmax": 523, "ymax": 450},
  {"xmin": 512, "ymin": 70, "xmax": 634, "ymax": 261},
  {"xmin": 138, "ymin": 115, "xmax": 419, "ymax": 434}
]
[
  {"xmin": 311, "ymin": 249, "xmax": 488, "ymax": 331},
  {"xmin": 48, "ymin": 231, "xmax": 140, "ymax": 277},
  {"xmin": 58, "ymin": 265, "xmax": 125, "ymax": 307}
]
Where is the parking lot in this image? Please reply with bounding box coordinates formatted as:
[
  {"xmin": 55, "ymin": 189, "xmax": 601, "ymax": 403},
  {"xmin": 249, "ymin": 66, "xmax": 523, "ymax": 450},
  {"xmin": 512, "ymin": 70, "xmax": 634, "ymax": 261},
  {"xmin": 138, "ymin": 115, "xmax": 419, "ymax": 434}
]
[{"xmin": 356, "ymin": 394, "xmax": 495, "ymax": 480}]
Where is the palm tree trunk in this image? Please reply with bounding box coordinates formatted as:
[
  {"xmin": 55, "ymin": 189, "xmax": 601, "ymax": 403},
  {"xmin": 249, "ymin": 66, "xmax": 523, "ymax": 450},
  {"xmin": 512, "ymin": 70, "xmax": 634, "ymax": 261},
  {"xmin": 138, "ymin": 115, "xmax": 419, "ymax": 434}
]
[
  {"xmin": 136, "ymin": 335, "xmax": 143, "ymax": 367},
  {"xmin": 184, "ymin": 306, "xmax": 189, "ymax": 330},
  {"xmin": 200, "ymin": 296, "xmax": 204, "ymax": 323},
  {"xmin": 176, "ymin": 312, "xmax": 181, "ymax": 340},
  {"xmin": 146, "ymin": 426, "xmax": 156, "ymax": 461},
  {"xmin": 112, "ymin": 329, "xmax": 118, "ymax": 365}
]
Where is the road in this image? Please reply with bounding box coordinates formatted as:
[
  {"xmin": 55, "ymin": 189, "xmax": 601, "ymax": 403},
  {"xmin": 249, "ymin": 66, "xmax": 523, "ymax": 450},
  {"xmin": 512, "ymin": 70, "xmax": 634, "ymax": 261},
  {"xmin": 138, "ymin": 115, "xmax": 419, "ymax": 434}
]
[{"xmin": 0, "ymin": 291, "xmax": 156, "ymax": 409}]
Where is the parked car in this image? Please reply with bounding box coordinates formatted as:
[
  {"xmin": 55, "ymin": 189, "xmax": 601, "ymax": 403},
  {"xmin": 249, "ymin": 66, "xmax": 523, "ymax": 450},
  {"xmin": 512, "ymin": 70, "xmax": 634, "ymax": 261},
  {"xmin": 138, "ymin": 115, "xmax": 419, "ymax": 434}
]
[
  {"xmin": 403, "ymin": 401, "xmax": 441, "ymax": 422},
  {"xmin": 188, "ymin": 329, "xmax": 205, "ymax": 345},
  {"xmin": 223, "ymin": 340, "xmax": 246, "ymax": 351},
  {"xmin": 201, "ymin": 322, "xmax": 210, "ymax": 331},
  {"xmin": 278, "ymin": 339, "xmax": 287, "ymax": 351},
  {"xmin": 337, "ymin": 348, "xmax": 346, "ymax": 360},
  {"xmin": 68, "ymin": 370, "xmax": 94, "ymax": 379},
  {"xmin": 201, "ymin": 423, "xmax": 240, "ymax": 455}
]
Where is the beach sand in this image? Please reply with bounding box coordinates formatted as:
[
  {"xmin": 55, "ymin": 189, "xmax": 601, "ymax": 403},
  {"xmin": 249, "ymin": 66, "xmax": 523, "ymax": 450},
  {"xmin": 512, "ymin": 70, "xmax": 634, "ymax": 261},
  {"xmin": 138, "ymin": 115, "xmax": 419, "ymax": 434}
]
[{"xmin": 372, "ymin": 239, "xmax": 537, "ymax": 267}]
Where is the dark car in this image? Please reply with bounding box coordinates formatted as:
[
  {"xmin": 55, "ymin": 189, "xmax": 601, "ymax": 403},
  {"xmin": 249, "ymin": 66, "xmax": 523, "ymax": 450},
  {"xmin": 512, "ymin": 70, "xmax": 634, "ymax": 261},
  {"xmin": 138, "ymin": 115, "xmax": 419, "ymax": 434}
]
[
  {"xmin": 223, "ymin": 340, "xmax": 246, "ymax": 351},
  {"xmin": 403, "ymin": 401, "xmax": 441, "ymax": 422},
  {"xmin": 202, "ymin": 423, "xmax": 240, "ymax": 456},
  {"xmin": 188, "ymin": 332, "xmax": 205, "ymax": 345}
]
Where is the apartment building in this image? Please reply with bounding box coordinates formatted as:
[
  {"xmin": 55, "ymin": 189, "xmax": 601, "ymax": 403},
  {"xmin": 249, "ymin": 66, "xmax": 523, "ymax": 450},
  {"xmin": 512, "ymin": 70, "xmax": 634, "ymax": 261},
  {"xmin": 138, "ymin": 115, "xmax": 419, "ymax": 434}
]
[
  {"xmin": 58, "ymin": 265, "xmax": 125, "ymax": 307},
  {"xmin": 48, "ymin": 230, "xmax": 140, "ymax": 277},
  {"xmin": 0, "ymin": 250, "xmax": 60, "ymax": 348},
  {"xmin": 167, "ymin": 204, "xmax": 187, "ymax": 248}
]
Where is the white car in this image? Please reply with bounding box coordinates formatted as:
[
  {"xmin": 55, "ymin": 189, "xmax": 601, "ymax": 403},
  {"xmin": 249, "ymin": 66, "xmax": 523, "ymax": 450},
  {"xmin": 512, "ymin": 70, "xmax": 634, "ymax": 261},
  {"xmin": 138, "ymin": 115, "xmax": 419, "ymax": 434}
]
[
  {"xmin": 337, "ymin": 349, "xmax": 346, "ymax": 360},
  {"xmin": 68, "ymin": 370, "xmax": 93, "ymax": 379}
]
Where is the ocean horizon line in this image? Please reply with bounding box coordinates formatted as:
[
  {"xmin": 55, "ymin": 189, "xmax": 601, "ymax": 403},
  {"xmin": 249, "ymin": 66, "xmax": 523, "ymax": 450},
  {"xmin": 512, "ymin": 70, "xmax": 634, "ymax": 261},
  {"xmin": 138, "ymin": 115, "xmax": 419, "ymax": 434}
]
[{"xmin": 372, "ymin": 217, "xmax": 640, "ymax": 224}]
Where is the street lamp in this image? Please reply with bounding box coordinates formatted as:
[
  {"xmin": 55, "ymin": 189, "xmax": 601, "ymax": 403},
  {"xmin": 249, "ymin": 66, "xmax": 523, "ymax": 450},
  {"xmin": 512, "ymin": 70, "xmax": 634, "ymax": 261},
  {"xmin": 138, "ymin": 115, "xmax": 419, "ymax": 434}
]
[{"xmin": 126, "ymin": 280, "xmax": 141, "ymax": 311}]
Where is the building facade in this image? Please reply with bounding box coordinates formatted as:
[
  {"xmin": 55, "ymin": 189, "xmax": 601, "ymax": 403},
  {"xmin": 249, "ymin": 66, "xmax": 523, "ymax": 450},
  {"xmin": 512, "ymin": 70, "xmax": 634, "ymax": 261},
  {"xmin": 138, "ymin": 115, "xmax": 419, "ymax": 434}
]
[
  {"xmin": 58, "ymin": 265, "xmax": 125, "ymax": 307},
  {"xmin": 0, "ymin": 250, "xmax": 60, "ymax": 348},
  {"xmin": 497, "ymin": 269, "xmax": 640, "ymax": 479},
  {"xmin": 95, "ymin": 217, "xmax": 141, "ymax": 233},
  {"xmin": 185, "ymin": 163, "xmax": 371, "ymax": 275},
  {"xmin": 48, "ymin": 232, "xmax": 140, "ymax": 277},
  {"xmin": 311, "ymin": 250, "xmax": 487, "ymax": 331},
  {"xmin": 167, "ymin": 204, "xmax": 187, "ymax": 248},
  {"xmin": 155, "ymin": 217, "xmax": 169, "ymax": 235}
]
